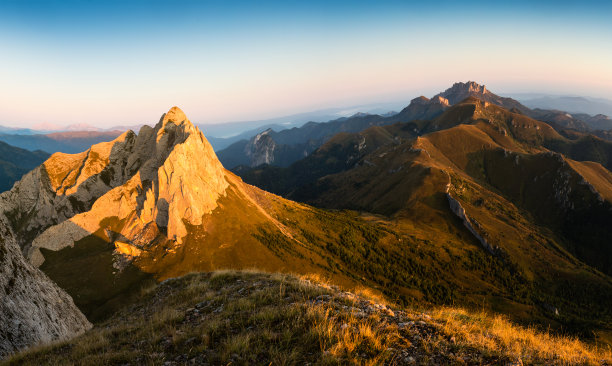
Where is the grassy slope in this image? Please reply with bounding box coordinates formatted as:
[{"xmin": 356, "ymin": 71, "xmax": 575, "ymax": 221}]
[{"xmin": 6, "ymin": 271, "xmax": 611, "ymax": 366}]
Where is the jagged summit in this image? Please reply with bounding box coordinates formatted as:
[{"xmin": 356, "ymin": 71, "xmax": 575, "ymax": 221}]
[
  {"xmin": 435, "ymin": 81, "xmax": 489, "ymax": 104},
  {"xmin": 161, "ymin": 106, "xmax": 188, "ymax": 124},
  {"xmin": 432, "ymin": 81, "xmax": 528, "ymax": 113},
  {"xmin": 153, "ymin": 106, "xmax": 201, "ymax": 146},
  {"xmin": 1, "ymin": 106, "xmax": 228, "ymax": 267},
  {"xmin": 410, "ymin": 96, "xmax": 430, "ymax": 104}
]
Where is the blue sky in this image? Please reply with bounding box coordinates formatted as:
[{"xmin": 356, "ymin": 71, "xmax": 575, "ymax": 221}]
[{"xmin": 1, "ymin": 0, "xmax": 611, "ymax": 127}]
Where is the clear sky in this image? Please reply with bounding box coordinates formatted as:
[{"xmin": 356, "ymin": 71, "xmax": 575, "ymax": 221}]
[{"xmin": 1, "ymin": 0, "xmax": 611, "ymax": 127}]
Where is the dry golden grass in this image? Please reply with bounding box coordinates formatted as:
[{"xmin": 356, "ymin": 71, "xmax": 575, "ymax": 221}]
[
  {"xmin": 433, "ymin": 307, "xmax": 612, "ymax": 365},
  {"xmin": 4, "ymin": 270, "xmax": 611, "ymax": 365}
]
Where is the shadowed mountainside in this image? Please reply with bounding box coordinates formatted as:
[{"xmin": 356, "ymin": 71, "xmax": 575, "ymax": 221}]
[{"xmin": 0, "ymin": 141, "xmax": 49, "ymax": 192}]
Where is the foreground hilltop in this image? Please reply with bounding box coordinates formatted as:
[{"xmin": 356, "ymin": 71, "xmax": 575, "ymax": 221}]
[{"xmin": 5, "ymin": 271, "xmax": 611, "ymax": 365}]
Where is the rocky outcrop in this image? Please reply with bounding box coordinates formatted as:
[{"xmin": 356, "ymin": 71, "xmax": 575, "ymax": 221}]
[
  {"xmin": 434, "ymin": 81, "xmax": 529, "ymax": 113},
  {"xmin": 1, "ymin": 107, "xmax": 229, "ymax": 266},
  {"xmin": 446, "ymin": 193, "xmax": 496, "ymax": 254},
  {"xmin": 245, "ymin": 129, "xmax": 277, "ymax": 166},
  {"xmin": 394, "ymin": 96, "xmax": 450, "ymax": 123},
  {"xmin": 0, "ymin": 214, "xmax": 91, "ymax": 358}
]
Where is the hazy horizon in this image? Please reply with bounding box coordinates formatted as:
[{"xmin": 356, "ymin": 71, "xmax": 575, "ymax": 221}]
[{"xmin": 1, "ymin": 0, "xmax": 611, "ymax": 128}]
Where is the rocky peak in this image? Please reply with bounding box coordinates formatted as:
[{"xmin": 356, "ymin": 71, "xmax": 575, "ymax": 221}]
[
  {"xmin": 246, "ymin": 129, "xmax": 276, "ymax": 167},
  {"xmin": 155, "ymin": 106, "xmax": 197, "ymax": 141},
  {"xmin": 1, "ymin": 106, "xmax": 230, "ymax": 266},
  {"xmin": 451, "ymin": 81, "xmax": 487, "ymax": 95},
  {"xmin": 435, "ymin": 81, "xmax": 489, "ymax": 105}
]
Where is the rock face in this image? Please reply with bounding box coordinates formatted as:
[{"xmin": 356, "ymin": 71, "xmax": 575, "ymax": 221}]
[
  {"xmin": 245, "ymin": 129, "xmax": 277, "ymax": 166},
  {"xmin": 3, "ymin": 107, "xmax": 230, "ymax": 266},
  {"xmin": 435, "ymin": 81, "xmax": 489, "ymax": 105},
  {"xmin": 446, "ymin": 193, "xmax": 495, "ymax": 254},
  {"xmin": 0, "ymin": 214, "xmax": 91, "ymax": 358},
  {"xmin": 434, "ymin": 81, "xmax": 528, "ymax": 113}
]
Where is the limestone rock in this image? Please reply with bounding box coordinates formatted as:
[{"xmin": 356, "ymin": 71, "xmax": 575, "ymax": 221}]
[
  {"xmin": 0, "ymin": 214, "xmax": 91, "ymax": 358},
  {"xmin": 5, "ymin": 106, "xmax": 230, "ymax": 265},
  {"xmin": 245, "ymin": 129, "xmax": 276, "ymax": 167}
]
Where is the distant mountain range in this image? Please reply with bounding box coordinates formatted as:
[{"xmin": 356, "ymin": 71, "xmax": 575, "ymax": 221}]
[
  {"xmin": 217, "ymin": 82, "xmax": 612, "ymax": 170},
  {"xmin": 216, "ymin": 95, "xmax": 451, "ymax": 168},
  {"xmin": 0, "ymin": 130, "xmax": 125, "ymax": 155},
  {"xmin": 512, "ymin": 93, "xmax": 612, "ymax": 118}
]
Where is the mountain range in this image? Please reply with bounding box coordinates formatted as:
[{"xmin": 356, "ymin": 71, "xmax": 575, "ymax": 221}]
[
  {"xmin": 515, "ymin": 94, "xmax": 612, "ymax": 119},
  {"xmin": 218, "ymin": 82, "xmax": 612, "ymax": 170},
  {"xmin": 0, "ymin": 130, "xmax": 125, "ymax": 155},
  {"xmin": 1, "ymin": 83, "xmax": 612, "ymax": 360}
]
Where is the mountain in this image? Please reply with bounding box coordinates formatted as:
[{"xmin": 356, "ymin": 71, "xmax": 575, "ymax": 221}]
[
  {"xmin": 0, "ymin": 204, "xmax": 90, "ymax": 358},
  {"xmin": 254, "ymin": 98, "xmax": 612, "ymax": 271},
  {"xmin": 8, "ymin": 271, "xmax": 611, "ymax": 365},
  {"xmin": 528, "ymin": 109, "xmax": 612, "ymax": 133},
  {"xmin": 31, "ymin": 122, "xmax": 101, "ymax": 132},
  {"xmin": 0, "ymin": 126, "xmax": 38, "ymax": 135},
  {"xmin": 394, "ymin": 95, "xmax": 450, "ymax": 122},
  {"xmin": 435, "ymin": 81, "xmax": 530, "ymax": 113},
  {"xmin": 0, "ymin": 141, "xmax": 49, "ymax": 192},
  {"xmin": 235, "ymin": 97, "xmax": 612, "ymax": 340},
  {"xmin": 219, "ymin": 81, "xmax": 612, "ymax": 170},
  {"xmin": 195, "ymin": 102, "xmax": 405, "ymax": 139},
  {"xmin": 0, "ymin": 130, "xmax": 124, "ymax": 154},
  {"xmin": 204, "ymin": 123, "xmax": 289, "ymax": 151},
  {"xmin": 233, "ymin": 122, "xmax": 419, "ymax": 196},
  {"xmin": 217, "ymin": 96, "xmax": 451, "ymax": 169},
  {"xmin": 217, "ymin": 113, "xmax": 390, "ymax": 168}
]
